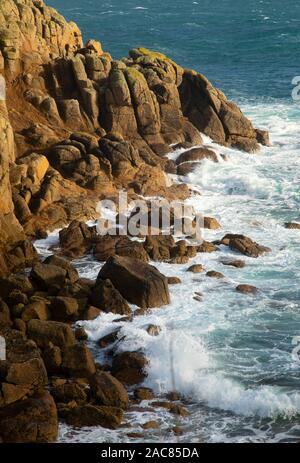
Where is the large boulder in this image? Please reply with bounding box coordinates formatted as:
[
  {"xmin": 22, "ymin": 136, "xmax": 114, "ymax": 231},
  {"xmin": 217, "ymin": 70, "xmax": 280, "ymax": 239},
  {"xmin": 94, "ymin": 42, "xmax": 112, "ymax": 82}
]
[
  {"xmin": 62, "ymin": 343, "xmax": 96, "ymax": 378},
  {"xmin": 0, "ymin": 329, "xmax": 48, "ymax": 407},
  {"xmin": 0, "ymin": 391, "xmax": 58, "ymax": 443},
  {"xmin": 179, "ymin": 70, "xmax": 265, "ymax": 152},
  {"xmin": 51, "ymin": 381, "xmax": 87, "ymax": 404},
  {"xmin": 43, "ymin": 255, "xmax": 79, "ymax": 283},
  {"xmin": 90, "ymin": 371, "xmax": 129, "ymax": 409},
  {"xmin": 98, "ymin": 256, "xmax": 170, "ymax": 308},
  {"xmin": 30, "ymin": 263, "xmax": 67, "ymax": 290},
  {"xmin": 59, "ymin": 220, "xmax": 96, "ymax": 258},
  {"xmin": 27, "ymin": 320, "xmax": 76, "ymax": 349},
  {"xmin": 50, "ymin": 297, "xmax": 79, "ymax": 322},
  {"xmin": 60, "ymin": 404, "xmax": 123, "ymax": 429},
  {"xmin": 5, "ymin": 358, "xmax": 47, "ymax": 391},
  {"xmin": 111, "ymin": 351, "xmax": 148, "ymax": 385},
  {"xmin": 90, "ymin": 279, "xmax": 131, "ymax": 315}
]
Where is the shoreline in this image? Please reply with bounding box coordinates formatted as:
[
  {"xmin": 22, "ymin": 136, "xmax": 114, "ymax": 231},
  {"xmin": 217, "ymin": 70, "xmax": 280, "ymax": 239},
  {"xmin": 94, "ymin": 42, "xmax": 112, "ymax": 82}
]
[{"xmin": 0, "ymin": 0, "xmax": 299, "ymax": 445}]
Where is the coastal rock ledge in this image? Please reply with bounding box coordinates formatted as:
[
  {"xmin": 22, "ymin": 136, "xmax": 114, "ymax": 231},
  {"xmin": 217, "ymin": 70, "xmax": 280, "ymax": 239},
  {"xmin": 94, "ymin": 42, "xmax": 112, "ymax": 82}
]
[
  {"xmin": 0, "ymin": 0, "xmax": 269, "ymax": 263},
  {"xmin": 0, "ymin": 0, "xmax": 270, "ymax": 443}
]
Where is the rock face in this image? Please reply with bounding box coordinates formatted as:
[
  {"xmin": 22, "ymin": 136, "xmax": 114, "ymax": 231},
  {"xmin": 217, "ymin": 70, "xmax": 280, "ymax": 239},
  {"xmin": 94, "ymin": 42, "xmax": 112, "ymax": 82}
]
[
  {"xmin": 0, "ymin": 0, "xmax": 273, "ymax": 445},
  {"xmin": 60, "ymin": 404, "xmax": 123, "ymax": 429},
  {"xmin": 0, "ymin": 0, "xmax": 268, "ymax": 271},
  {"xmin": 98, "ymin": 256, "xmax": 170, "ymax": 308},
  {"xmin": 0, "ymin": 0, "xmax": 82, "ymax": 72},
  {"xmin": 111, "ymin": 351, "xmax": 148, "ymax": 385},
  {"xmin": 90, "ymin": 278, "xmax": 131, "ymax": 315},
  {"xmin": 0, "ymin": 391, "xmax": 58, "ymax": 443},
  {"xmin": 0, "ymin": 329, "xmax": 58, "ymax": 443},
  {"xmin": 179, "ymin": 71, "xmax": 264, "ymax": 152},
  {"xmin": 90, "ymin": 371, "xmax": 129, "ymax": 409}
]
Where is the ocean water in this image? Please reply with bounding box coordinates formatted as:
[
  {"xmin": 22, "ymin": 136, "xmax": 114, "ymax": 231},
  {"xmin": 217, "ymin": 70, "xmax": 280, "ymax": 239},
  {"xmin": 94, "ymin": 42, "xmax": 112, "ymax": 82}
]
[{"xmin": 44, "ymin": 0, "xmax": 300, "ymax": 442}]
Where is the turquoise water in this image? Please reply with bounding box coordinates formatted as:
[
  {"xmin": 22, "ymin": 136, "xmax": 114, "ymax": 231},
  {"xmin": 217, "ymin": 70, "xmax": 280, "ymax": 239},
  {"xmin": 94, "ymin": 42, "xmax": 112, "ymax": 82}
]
[
  {"xmin": 48, "ymin": 0, "xmax": 300, "ymax": 99},
  {"xmin": 45, "ymin": 0, "xmax": 300, "ymax": 442}
]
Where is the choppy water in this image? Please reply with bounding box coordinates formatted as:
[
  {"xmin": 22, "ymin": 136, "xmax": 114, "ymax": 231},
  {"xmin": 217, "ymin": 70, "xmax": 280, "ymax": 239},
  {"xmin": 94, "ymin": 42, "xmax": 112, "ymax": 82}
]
[{"xmin": 44, "ymin": 0, "xmax": 300, "ymax": 442}]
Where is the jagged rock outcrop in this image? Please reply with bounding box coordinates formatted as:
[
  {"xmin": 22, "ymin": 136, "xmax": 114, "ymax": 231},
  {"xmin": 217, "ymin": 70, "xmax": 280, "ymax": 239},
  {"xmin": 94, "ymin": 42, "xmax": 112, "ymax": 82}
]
[
  {"xmin": 179, "ymin": 70, "xmax": 269, "ymax": 152},
  {"xmin": 0, "ymin": 0, "xmax": 83, "ymax": 74},
  {"xmin": 0, "ymin": 0, "xmax": 268, "ymax": 277}
]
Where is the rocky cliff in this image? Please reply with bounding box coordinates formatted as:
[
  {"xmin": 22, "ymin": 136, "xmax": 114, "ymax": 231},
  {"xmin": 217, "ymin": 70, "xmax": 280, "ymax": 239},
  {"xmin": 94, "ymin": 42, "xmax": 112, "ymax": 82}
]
[
  {"xmin": 0, "ymin": 0, "xmax": 273, "ymax": 444},
  {"xmin": 0, "ymin": 0, "xmax": 269, "ymax": 277}
]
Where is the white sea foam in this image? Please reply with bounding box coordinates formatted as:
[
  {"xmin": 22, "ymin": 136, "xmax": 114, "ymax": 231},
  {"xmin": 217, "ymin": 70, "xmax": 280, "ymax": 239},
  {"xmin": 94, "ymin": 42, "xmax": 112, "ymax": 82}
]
[{"xmin": 36, "ymin": 99, "xmax": 300, "ymax": 442}]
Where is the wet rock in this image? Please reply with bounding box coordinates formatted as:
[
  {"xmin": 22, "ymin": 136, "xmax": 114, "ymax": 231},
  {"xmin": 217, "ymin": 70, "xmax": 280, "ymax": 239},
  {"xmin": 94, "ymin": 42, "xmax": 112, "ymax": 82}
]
[
  {"xmin": 146, "ymin": 324, "xmax": 161, "ymax": 336},
  {"xmin": 177, "ymin": 162, "xmax": 199, "ymax": 176},
  {"xmin": 142, "ymin": 421, "xmax": 159, "ymax": 429},
  {"xmin": 6, "ymin": 357, "xmax": 47, "ymax": 390},
  {"xmin": 0, "ymin": 300, "xmax": 11, "ymax": 328},
  {"xmin": 75, "ymin": 327, "xmax": 88, "ymax": 341},
  {"xmin": 167, "ymin": 277, "xmax": 182, "ymax": 285},
  {"xmin": 197, "ymin": 241, "xmax": 218, "ymax": 253},
  {"xmin": 21, "ymin": 300, "xmax": 50, "ymax": 322},
  {"xmin": 236, "ymin": 284, "xmax": 259, "ymax": 295},
  {"xmin": 13, "ymin": 318, "xmax": 26, "ymax": 334},
  {"xmin": 179, "ymin": 70, "xmax": 262, "ymax": 152},
  {"xmin": 90, "ymin": 371, "xmax": 129, "ymax": 409},
  {"xmin": 187, "ymin": 264, "xmax": 204, "ymax": 273},
  {"xmin": 7, "ymin": 290, "xmax": 29, "ymax": 306},
  {"xmin": 256, "ymin": 129, "xmax": 270, "ymax": 146},
  {"xmin": 0, "ymin": 391, "xmax": 58, "ymax": 443},
  {"xmin": 172, "ymin": 426, "xmax": 183, "ymax": 436},
  {"xmin": 221, "ymin": 259, "xmax": 246, "ymax": 268},
  {"xmin": 127, "ymin": 432, "xmax": 145, "ymax": 439},
  {"xmin": 90, "ymin": 279, "xmax": 131, "ymax": 315},
  {"xmin": 204, "ymin": 217, "xmax": 221, "ymax": 230},
  {"xmin": 0, "ymin": 275, "xmax": 33, "ymax": 300},
  {"xmin": 221, "ymin": 234, "xmax": 271, "ymax": 258},
  {"xmin": 169, "ymin": 404, "xmax": 189, "ymax": 417},
  {"xmin": 144, "ymin": 235, "xmax": 175, "ymax": 262},
  {"xmin": 98, "ymin": 256, "xmax": 170, "ymax": 308},
  {"xmin": 83, "ymin": 306, "xmax": 102, "ymax": 320},
  {"xmin": 111, "ymin": 351, "xmax": 148, "ymax": 385},
  {"xmin": 134, "ymin": 387, "xmax": 155, "ymax": 401},
  {"xmin": 60, "ymin": 404, "xmax": 123, "ymax": 429},
  {"xmin": 94, "ymin": 235, "xmax": 149, "ymax": 263},
  {"xmin": 285, "ymin": 222, "xmax": 300, "ymax": 230},
  {"xmin": 170, "ymin": 256, "xmax": 189, "ymax": 265},
  {"xmin": 97, "ymin": 329, "xmax": 120, "ymax": 348},
  {"xmin": 206, "ymin": 271, "xmax": 224, "ymax": 279},
  {"xmin": 176, "ymin": 147, "xmax": 218, "ymax": 165},
  {"xmin": 166, "ymin": 391, "xmax": 182, "ymax": 401}
]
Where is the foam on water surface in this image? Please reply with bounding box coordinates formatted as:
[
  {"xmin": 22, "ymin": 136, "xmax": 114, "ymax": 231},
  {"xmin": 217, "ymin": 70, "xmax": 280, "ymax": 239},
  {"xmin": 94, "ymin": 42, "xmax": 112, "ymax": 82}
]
[{"xmin": 36, "ymin": 99, "xmax": 300, "ymax": 442}]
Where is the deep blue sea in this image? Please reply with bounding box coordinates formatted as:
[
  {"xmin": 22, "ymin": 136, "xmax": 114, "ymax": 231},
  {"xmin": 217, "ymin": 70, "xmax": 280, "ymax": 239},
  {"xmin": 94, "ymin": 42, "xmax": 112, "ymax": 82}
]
[{"xmin": 45, "ymin": 0, "xmax": 300, "ymax": 443}]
